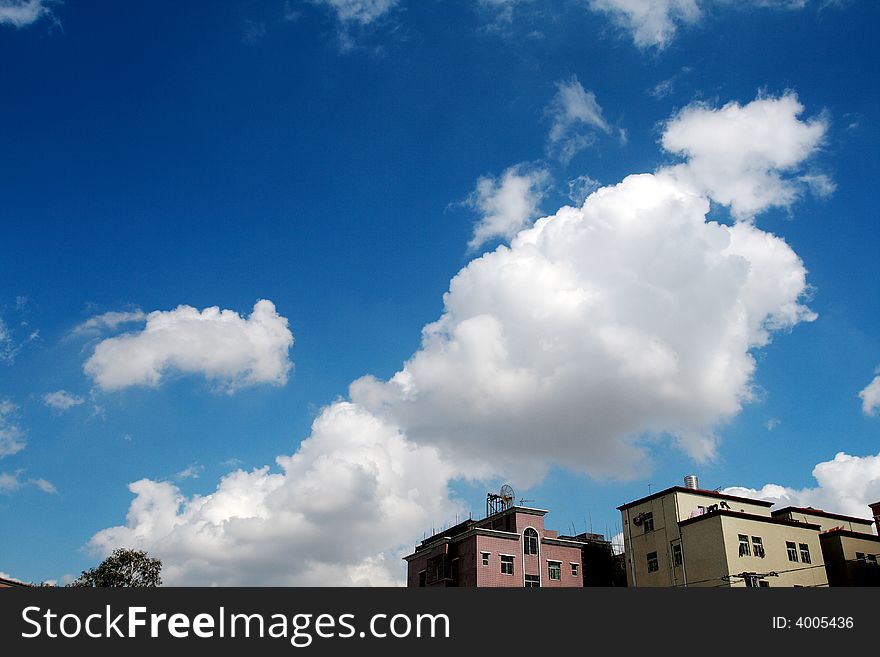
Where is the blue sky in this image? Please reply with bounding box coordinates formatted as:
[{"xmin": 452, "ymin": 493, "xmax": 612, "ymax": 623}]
[{"xmin": 1, "ymin": 0, "xmax": 878, "ymax": 585}]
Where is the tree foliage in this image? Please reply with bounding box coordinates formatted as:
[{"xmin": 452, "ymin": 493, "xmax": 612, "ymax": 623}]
[{"xmin": 68, "ymin": 548, "xmax": 162, "ymax": 587}]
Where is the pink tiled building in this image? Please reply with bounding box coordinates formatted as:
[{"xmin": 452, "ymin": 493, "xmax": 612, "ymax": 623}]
[{"xmin": 404, "ymin": 505, "xmax": 591, "ymax": 587}]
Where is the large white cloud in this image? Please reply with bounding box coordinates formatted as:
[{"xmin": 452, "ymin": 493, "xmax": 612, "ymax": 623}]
[
  {"xmin": 661, "ymin": 93, "xmax": 828, "ymax": 220},
  {"xmin": 88, "ymin": 402, "xmax": 460, "ymax": 586},
  {"xmin": 466, "ymin": 164, "xmax": 550, "ymax": 250},
  {"xmin": 589, "ymin": 1, "xmax": 819, "ymax": 49},
  {"xmin": 0, "ymin": 0, "xmax": 53, "ymax": 28},
  {"xmin": 84, "ymin": 300, "xmax": 294, "ymax": 393},
  {"xmin": 860, "ymin": 373, "xmax": 880, "ymax": 416},
  {"xmin": 723, "ymin": 451, "xmax": 880, "ymax": 524},
  {"xmin": 352, "ymin": 169, "xmax": 814, "ymax": 484}
]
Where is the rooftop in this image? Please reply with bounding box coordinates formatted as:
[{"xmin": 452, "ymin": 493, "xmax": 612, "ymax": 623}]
[
  {"xmin": 772, "ymin": 506, "xmax": 874, "ymax": 526},
  {"xmin": 618, "ymin": 486, "xmax": 774, "ymax": 511}
]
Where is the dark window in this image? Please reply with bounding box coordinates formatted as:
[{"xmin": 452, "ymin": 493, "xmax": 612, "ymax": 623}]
[
  {"xmin": 738, "ymin": 534, "xmax": 751, "ymax": 557},
  {"xmin": 524, "ymin": 528, "xmax": 539, "ymax": 555},
  {"xmin": 745, "ymin": 574, "xmax": 759, "ymax": 587},
  {"xmin": 752, "ymin": 536, "xmax": 765, "ymax": 558},
  {"xmin": 418, "ymin": 571, "xmax": 426, "ymax": 587},
  {"xmin": 524, "ymin": 575, "xmax": 540, "ymax": 587},
  {"xmin": 867, "ymin": 554, "xmax": 878, "ymax": 565},
  {"xmin": 481, "ymin": 552, "xmax": 490, "ymax": 567},
  {"xmin": 647, "ymin": 551, "xmax": 659, "ymax": 573},
  {"xmin": 786, "ymin": 541, "xmax": 798, "ymax": 562},
  {"xmin": 548, "ymin": 561, "xmax": 561, "ymax": 580},
  {"xmin": 672, "ymin": 543, "xmax": 683, "ymax": 566},
  {"xmin": 501, "ymin": 555, "xmax": 514, "ymax": 575},
  {"xmin": 643, "ymin": 512, "xmax": 654, "ymax": 532},
  {"xmin": 571, "ymin": 562, "xmax": 579, "ymax": 577},
  {"xmin": 759, "ymin": 581, "xmax": 769, "ymax": 587},
  {"xmin": 799, "ymin": 543, "xmax": 811, "ymax": 564},
  {"xmin": 856, "ymin": 552, "xmax": 865, "ymax": 562}
]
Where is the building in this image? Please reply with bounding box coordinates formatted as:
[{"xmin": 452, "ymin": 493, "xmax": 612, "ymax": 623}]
[
  {"xmin": 772, "ymin": 506, "xmax": 880, "ymax": 587},
  {"xmin": 404, "ymin": 498, "xmax": 591, "ymax": 588},
  {"xmin": 618, "ymin": 478, "xmax": 828, "ymax": 588},
  {"xmin": 0, "ymin": 575, "xmax": 29, "ymax": 588}
]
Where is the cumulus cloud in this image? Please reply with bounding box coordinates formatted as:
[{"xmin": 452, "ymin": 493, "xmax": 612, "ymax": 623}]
[
  {"xmin": 723, "ymin": 451, "xmax": 880, "ymax": 522},
  {"xmin": 860, "ymin": 373, "xmax": 880, "ymax": 416},
  {"xmin": 83, "ymin": 300, "xmax": 294, "ymax": 393},
  {"xmin": 589, "ymin": 1, "xmax": 821, "ymax": 49},
  {"xmin": 0, "ymin": 0, "xmax": 53, "ymax": 28},
  {"xmin": 661, "ymin": 93, "xmax": 829, "ymax": 219},
  {"xmin": 546, "ymin": 76, "xmax": 612, "ymax": 163},
  {"xmin": 567, "ymin": 174, "xmax": 602, "ymax": 205},
  {"xmin": 352, "ymin": 170, "xmax": 815, "ymax": 484},
  {"xmin": 466, "ymin": 164, "xmax": 550, "ymax": 250},
  {"xmin": 42, "ymin": 390, "xmax": 85, "ymax": 412},
  {"xmin": 0, "ymin": 400, "xmax": 25, "ymax": 458},
  {"xmin": 88, "ymin": 402, "xmax": 460, "ymax": 586}
]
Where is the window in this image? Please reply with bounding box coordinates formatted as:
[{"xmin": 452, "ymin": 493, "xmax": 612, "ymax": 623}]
[
  {"xmin": 643, "ymin": 512, "xmax": 654, "ymax": 532},
  {"xmin": 501, "ymin": 555, "xmax": 514, "ymax": 575},
  {"xmin": 744, "ymin": 574, "xmax": 759, "ymax": 588},
  {"xmin": 524, "ymin": 575, "xmax": 540, "ymax": 587},
  {"xmin": 571, "ymin": 562, "xmax": 579, "ymax": 577},
  {"xmin": 481, "ymin": 552, "xmax": 490, "ymax": 567},
  {"xmin": 799, "ymin": 543, "xmax": 811, "ymax": 564},
  {"xmin": 672, "ymin": 543, "xmax": 683, "ymax": 566},
  {"xmin": 867, "ymin": 554, "xmax": 878, "ymax": 565},
  {"xmin": 548, "ymin": 561, "xmax": 562, "ymax": 581},
  {"xmin": 738, "ymin": 534, "xmax": 751, "ymax": 557},
  {"xmin": 759, "ymin": 581, "xmax": 769, "ymax": 588},
  {"xmin": 752, "ymin": 536, "xmax": 765, "ymax": 558},
  {"xmin": 856, "ymin": 552, "xmax": 865, "ymax": 562},
  {"xmin": 418, "ymin": 570, "xmax": 426, "ymax": 587},
  {"xmin": 646, "ymin": 551, "xmax": 659, "ymax": 573},
  {"xmin": 786, "ymin": 541, "xmax": 798, "ymax": 562},
  {"xmin": 524, "ymin": 528, "xmax": 539, "ymax": 555}
]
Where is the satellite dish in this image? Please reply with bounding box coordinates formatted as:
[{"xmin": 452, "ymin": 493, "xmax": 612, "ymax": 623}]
[{"xmin": 500, "ymin": 484, "xmax": 515, "ymax": 506}]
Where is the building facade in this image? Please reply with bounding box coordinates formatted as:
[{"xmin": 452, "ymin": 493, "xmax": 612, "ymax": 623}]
[
  {"xmin": 404, "ymin": 506, "xmax": 590, "ymax": 587},
  {"xmin": 619, "ymin": 484, "xmax": 829, "ymax": 587}
]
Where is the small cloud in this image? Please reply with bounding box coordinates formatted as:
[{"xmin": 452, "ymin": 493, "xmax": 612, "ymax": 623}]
[
  {"xmin": 0, "ymin": 470, "xmax": 56, "ymax": 494},
  {"xmin": 283, "ymin": 1, "xmax": 301, "ymax": 21},
  {"xmin": 70, "ymin": 309, "xmax": 147, "ymax": 339},
  {"xmin": 764, "ymin": 418, "xmax": 781, "ymax": 431},
  {"xmin": 860, "ymin": 371, "xmax": 880, "ymax": 416},
  {"xmin": 567, "ymin": 175, "xmax": 602, "ymax": 205},
  {"xmin": 799, "ymin": 172, "xmax": 836, "ymax": 198},
  {"xmin": 0, "ymin": 400, "xmax": 25, "ymax": 458},
  {"xmin": 220, "ymin": 457, "xmax": 243, "ymax": 468},
  {"xmin": 649, "ymin": 78, "xmax": 675, "ymax": 100},
  {"xmin": 42, "ymin": 390, "xmax": 85, "ymax": 412},
  {"xmin": 0, "ymin": 0, "xmax": 56, "ymax": 29},
  {"xmin": 172, "ymin": 464, "xmax": 203, "ymax": 481},
  {"xmin": 242, "ymin": 19, "xmax": 267, "ymax": 45},
  {"xmin": 546, "ymin": 76, "xmax": 612, "ymax": 164}
]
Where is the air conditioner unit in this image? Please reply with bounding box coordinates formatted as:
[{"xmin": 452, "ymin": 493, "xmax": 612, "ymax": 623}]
[{"xmin": 632, "ymin": 514, "xmax": 644, "ymax": 526}]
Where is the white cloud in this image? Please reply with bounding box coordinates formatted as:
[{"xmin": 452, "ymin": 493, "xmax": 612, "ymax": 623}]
[
  {"xmin": 723, "ymin": 451, "xmax": 880, "ymax": 522},
  {"xmin": 661, "ymin": 93, "xmax": 829, "ymax": 219},
  {"xmin": 172, "ymin": 464, "xmax": 203, "ymax": 481},
  {"xmin": 860, "ymin": 373, "xmax": 880, "ymax": 416},
  {"xmin": 88, "ymin": 402, "xmax": 461, "ymax": 586},
  {"xmin": 567, "ymin": 174, "xmax": 602, "ymax": 205},
  {"xmin": 589, "ymin": 1, "xmax": 820, "ymax": 49},
  {"xmin": 0, "ymin": 400, "xmax": 25, "ymax": 458},
  {"xmin": 466, "ymin": 164, "xmax": 550, "ymax": 250},
  {"xmin": 477, "ymin": 0, "xmax": 534, "ymax": 27},
  {"xmin": 764, "ymin": 418, "xmax": 781, "ymax": 431},
  {"xmin": 589, "ymin": 0, "xmax": 700, "ymax": 49},
  {"xmin": 311, "ymin": 0, "xmax": 398, "ymax": 26},
  {"xmin": 546, "ymin": 76, "xmax": 612, "ymax": 163},
  {"xmin": 0, "ymin": 318, "xmax": 19, "ymax": 364},
  {"xmin": 83, "ymin": 300, "xmax": 294, "ymax": 393},
  {"xmin": 70, "ymin": 310, "xmax": 147, "ymax": 338},
  {"xmin": 42, "ymin": 390, "xmax": 85, "ymax": 412},
  {"xmin": 0, "ymin": 470, "xmax": 56, "ymax": 494},
  {"xmin": 0, "ymin": 0, "xmax": 53, "ymax": 28},
  {"xmin": 352, "ymin": 169, "xmax": 815, "ymax": 484}
]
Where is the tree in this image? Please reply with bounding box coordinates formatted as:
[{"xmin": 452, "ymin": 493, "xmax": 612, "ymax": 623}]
[{"xmin": 68, "ymin": 548, "xmax": 162, "ymax": 587}]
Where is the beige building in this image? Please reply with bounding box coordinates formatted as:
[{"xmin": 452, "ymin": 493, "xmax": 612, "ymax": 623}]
[{"xmin": 619, "ymin": 482, "xmax": 828, "ymax": 588}]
